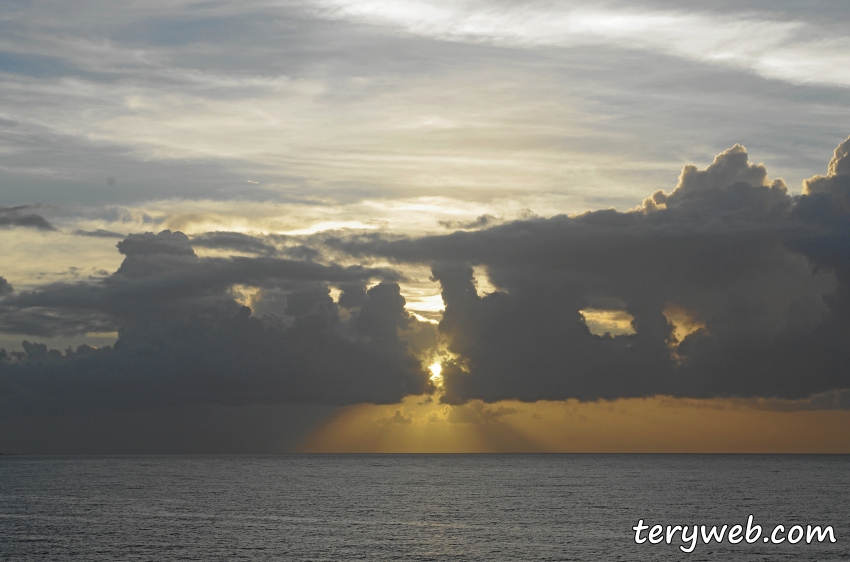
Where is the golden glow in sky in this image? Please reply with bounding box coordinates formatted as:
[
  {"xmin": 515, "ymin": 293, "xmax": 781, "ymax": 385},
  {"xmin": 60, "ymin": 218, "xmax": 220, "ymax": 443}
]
[{"xmin": 300, "ymin": 395, "xmax": 850, "ymax": 454}]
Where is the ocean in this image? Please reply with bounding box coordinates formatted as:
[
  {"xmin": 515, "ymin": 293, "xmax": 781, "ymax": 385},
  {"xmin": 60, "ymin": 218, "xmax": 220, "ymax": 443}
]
[{"xmin": 1, "ymin": 454, "xmax": 847, "ymax": 561}]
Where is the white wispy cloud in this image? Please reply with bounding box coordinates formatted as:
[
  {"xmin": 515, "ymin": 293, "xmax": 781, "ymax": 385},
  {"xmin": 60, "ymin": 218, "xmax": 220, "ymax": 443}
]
[{"xmin": 314, "ymin": 0, "xmax": 850, "ymax": 87}]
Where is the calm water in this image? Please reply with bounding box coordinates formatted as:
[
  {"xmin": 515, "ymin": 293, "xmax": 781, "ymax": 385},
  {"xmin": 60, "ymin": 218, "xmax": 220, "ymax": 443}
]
[{"xmin": 0, "ymin": 455, "xmax": 847, "ymax": 561}]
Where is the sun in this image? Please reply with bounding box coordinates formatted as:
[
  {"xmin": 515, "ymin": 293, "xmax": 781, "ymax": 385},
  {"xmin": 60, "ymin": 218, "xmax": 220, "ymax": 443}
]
[{"xmin": 429, "ymin": 362, "xmax": 443, "ymax": 386}]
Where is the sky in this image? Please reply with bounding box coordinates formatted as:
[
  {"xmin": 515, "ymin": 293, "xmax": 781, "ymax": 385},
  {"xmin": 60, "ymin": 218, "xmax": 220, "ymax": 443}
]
[{"xmin": 1, "ymin": 0, "xmax": 849, "ymax": 453}]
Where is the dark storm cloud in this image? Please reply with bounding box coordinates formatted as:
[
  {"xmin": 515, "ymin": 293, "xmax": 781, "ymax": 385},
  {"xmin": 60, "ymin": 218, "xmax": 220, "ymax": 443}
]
[
  {"xmin": 0, "ymin": 230, "xmax": 432, "ymax": 417},
  {"xmin": 331, "ymin": 137, "xmax": 850, "ymax": 405},
  {"xmin": 0, "ymin": 205, "xmax": 55, "ymax": 231},
  {"xmin": 0, "ymin": 230, "xmax": 403, "ymax": 335}
]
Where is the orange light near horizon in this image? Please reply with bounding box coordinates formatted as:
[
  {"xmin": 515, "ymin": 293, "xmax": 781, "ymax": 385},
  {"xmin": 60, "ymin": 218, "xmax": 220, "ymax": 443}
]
[{"xmin": 296, "ymin": 395, "xmax": 850, "ymax": 454}]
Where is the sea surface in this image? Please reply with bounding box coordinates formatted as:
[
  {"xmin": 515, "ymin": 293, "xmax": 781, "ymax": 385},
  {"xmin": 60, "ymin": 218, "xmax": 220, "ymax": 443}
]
[{"xmin": 0, "ymin": 454, "xmax": 847, "ymax": 561}]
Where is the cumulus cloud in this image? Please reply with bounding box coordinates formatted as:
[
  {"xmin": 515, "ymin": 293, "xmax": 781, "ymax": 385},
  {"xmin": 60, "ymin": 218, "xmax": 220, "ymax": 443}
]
[
  {"xmin": 0, "ymin": 230, "xmax": 434, "ymax": 417},
  {"xmin": 331, "ymin": 136, "xmax": 850, "ymax": 405}
]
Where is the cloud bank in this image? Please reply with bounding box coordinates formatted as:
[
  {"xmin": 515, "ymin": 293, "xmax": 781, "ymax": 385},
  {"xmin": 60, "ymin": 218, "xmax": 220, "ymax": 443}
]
[
  {"xmin": 1, "ymin": 137, "xmax": 849, "ymax": 419},
  {"xmin": 329, "ymin": 136, "xmax": 850, "ymax": 404},
  {"xmin": 0, "ymin": 231, "xmax": 433, "ymax": 418}
]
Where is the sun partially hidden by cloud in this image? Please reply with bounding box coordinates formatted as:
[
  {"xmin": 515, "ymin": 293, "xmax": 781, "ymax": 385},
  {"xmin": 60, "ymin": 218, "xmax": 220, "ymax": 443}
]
[
  {"xmin": 429, "ymin": 361, "xmax": 443, "ymax": 386},
  {"xmin": 2, "ymin": 0, "xmax": 850, "ymax": 453}
]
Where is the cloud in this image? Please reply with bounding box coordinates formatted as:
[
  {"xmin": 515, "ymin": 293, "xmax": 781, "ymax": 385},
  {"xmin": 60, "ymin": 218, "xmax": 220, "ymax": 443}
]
[
  {"xmin": 73, "ymin": 229, "xmax": 126, "ymax": 238},
  {"xmin": 0, "ymin": 282, "xmax": 432, "ymax": 418},
  {"xmin": 802, "ymin": 136, "xmax": 850, "ymax": 195},
  {"xmin": 116, "ymin": 230, "xmax": 197, "ymax": 257},
  {"xmin": 829, "ymin": 136, "xmax": 850, "ymax": 176},
  {"xmin": 2, "ymin": 0, "xmax": 848, "ymax": 222},
  {"xmin": 0, "ymin": 402, "xmax": 336, "ymax": 454},
  {"xmin": 315, "ymin": 0, "xmax": 850, "ymax": 88},
  {"xmin": 331, "ymin": 136, "xmax": 850, "ymax": 405},
  {"xmin": 445, "ymin": 401, "xmax": 518, "ymax": 424},
  {"xmin": 0, "ymin": 205, "xmax": 56, "ymax": 231},
  {"xmin": 0, "ymin": 277, "xmax": 12, "ymax": 295},
  {"xmin": 2, "ymin": 137, "xmax": 850, "ymax": 422},
  {"xmin": 190, "ymin": 231, "xmax": 277, "ymax": 255},
  {"xmin": 438, "ymin": 214, "xmax": 502, "ymax": 230},
  {"xmin": 660, "ymin": 389, "xmax": 850, "ymax": 413},
  {"xmin": 0, "ymin": 228, "xmax": 434, "ymax": 417},
  {"xmin": 0, "ymin": 229, "xmax": 406, "ymax": 335},
  {"xmin": 438, "ymin": 210, "xmax": 537, "ymax": 231},
  {"xmin": 379, "ymin": 408, "xmax": 414, "ymax": 425}
]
